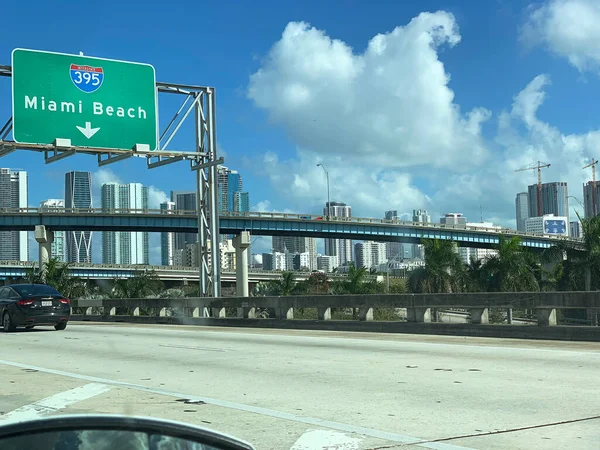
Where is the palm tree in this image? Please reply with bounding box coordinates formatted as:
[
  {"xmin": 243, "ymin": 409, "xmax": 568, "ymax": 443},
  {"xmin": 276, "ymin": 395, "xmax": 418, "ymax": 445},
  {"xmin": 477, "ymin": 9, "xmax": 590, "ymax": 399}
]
[
  {"xmin": 463, "ymin": 258, "xmax": 488, "ymax": 292},
  {"xmin": 25, "ymin": 258, "xmax": 88, "ymax": 299},
  {"xmin": 409, "ymin": 239, "xmax": 463, "ymax": 293},
  {"xmin": 112, "ymin": 270, "xmax": 163, "ymax": 299},
  {"xmin": 484, "ymin": 235, "xmax": 539, "ymax": 292},
  {"xmin": 544, "ymin": 213, "xmax": 600, "ymax": 325},
  {"xmin": 266, "ymin": 271, "xmax": 297, "ymax": 296},
  {"xmin": 545, "ymin": 213, "xmax": 600, "ymax": 291}
]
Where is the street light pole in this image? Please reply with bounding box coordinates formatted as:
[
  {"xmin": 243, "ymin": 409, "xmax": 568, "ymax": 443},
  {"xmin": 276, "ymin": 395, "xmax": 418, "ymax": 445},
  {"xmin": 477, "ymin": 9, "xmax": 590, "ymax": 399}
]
[{"xmin": 317, "ymin": 164, "xmax": 330, "ymax": 220}]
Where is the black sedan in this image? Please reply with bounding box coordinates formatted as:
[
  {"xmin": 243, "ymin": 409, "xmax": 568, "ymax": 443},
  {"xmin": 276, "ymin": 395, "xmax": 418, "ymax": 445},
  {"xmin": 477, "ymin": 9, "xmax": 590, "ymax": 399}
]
[{"xmin": 0, "ymin": 284, "xmax": 70, "ymax": 332}]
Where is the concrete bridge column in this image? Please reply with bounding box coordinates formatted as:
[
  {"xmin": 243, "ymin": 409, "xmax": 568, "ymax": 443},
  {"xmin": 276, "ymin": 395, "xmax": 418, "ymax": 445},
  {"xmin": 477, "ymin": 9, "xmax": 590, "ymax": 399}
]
[
  {"xmin": 233, "ymin": 231, "xmax": 251, "ymax": 297},
  {"xmin": 35, "ymin": 225, "xmax": 54, "ymax": 275}
]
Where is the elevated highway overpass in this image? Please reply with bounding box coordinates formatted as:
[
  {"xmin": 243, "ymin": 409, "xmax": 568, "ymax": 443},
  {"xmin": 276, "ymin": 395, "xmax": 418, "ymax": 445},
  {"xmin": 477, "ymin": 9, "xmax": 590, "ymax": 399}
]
[
  {"xmin": 0, "ymin": 207, "xmax": 578, "ymax": 249},
  {"xmin": 0, "ymin": 260, "xmax": 363, "ymax": 283},
  {"xmin": 0, "ymin": 323, "xmax": 598, "ymax": 449}
]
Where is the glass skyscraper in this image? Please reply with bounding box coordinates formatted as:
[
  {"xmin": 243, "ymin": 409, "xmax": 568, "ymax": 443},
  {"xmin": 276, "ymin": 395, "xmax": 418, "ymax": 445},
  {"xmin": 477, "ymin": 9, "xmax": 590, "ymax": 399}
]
[
  {"xmin": 583, "ymin": 181, "xmax": 600, "ymax": 219},
  {"xmin": 171, "ymin": 191, "xmax": 198, "ymax": 251},
  {"xmin": 101, "ymin": 183, "xmax": 149, "ymax": 264},
  {"xmin": 160, "ymin": 201, "xmax": 176, "ymax": 265},
  {"xmin": 515, "ymin": 192, "xmax": 529, "ymax": 231},
  {"xmin": 217, "ymin": 166, "xmax": 249, "ymax": 213},
  {"xmin": 0, "ymin": 168, "xmax": 28, "ymax": 261},
  {"xmin": 65, "ymin": 171, "xmax": 93, "ymax": 263},
  {"xmin": 527, "ymin": 182, "xmax": 569, "ymax": 225}
]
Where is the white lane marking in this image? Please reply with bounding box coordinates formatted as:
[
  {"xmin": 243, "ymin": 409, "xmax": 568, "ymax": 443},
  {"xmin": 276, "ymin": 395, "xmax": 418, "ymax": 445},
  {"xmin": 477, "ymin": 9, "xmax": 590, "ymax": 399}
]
[
  {"xmin": 0, "ymin": 359, "xmax": 472, "ymax": 450},
  {"xmin": 0, "ymin": 383, "xmax": 111, "ymax": 423},
  {"xmin": 290, "ymin": 429, "xmax": 362, "ymax": 449}
]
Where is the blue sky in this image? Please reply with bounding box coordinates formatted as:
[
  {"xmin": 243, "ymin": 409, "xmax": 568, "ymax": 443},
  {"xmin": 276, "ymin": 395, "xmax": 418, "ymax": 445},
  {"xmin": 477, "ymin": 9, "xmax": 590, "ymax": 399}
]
[{"xmin": 2, "ymin": 0, "xmax": 600, "ymax": 261}]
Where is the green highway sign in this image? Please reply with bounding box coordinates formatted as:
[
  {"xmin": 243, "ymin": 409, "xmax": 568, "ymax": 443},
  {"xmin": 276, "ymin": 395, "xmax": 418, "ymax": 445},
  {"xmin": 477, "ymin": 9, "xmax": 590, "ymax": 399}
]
[{"xmin": 11, "ymin": 48, "xmax": 158, "ymax": 150}]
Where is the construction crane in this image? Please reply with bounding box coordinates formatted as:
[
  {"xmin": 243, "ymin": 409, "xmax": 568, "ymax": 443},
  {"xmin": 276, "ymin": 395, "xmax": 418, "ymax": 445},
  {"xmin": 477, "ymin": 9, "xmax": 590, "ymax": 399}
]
[
  {"xmin": 583, "ymin": 158, "xmax": 598, "ymax": 217},
  {"xmin": 515, "ymin": 161, "xmax": 551, "ymax": 217}
]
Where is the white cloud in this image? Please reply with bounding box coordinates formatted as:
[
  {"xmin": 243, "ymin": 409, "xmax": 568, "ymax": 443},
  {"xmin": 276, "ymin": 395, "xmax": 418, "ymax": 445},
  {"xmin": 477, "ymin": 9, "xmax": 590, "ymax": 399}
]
[
  {"xmin": 93, "ymin": 168, "xmax": 122, "ymax": 190},
  {"xmin": 147, "ymin": 186, "xmax": 168, "ymax": 209},
  {"xmin": 248, "ymin": 16, "xmax": 600, "ymax": 227},
  {"xmin": 248, "ymin": 15, "xmax": 490, "ymax": 171},
  {"xmin": 250, "ymin": 237, "xmax": 272, "ymax": 257},
  {"xmin": 252, "ymin": 200, "xmax": 272, "ymax": 212},
  {"xmin": 521, "ymin": 0, "xmax": 600, "ymax": 73},
  {"xmin": 434, "ymin": 73, "xmax": 597, "ymax": 226}
]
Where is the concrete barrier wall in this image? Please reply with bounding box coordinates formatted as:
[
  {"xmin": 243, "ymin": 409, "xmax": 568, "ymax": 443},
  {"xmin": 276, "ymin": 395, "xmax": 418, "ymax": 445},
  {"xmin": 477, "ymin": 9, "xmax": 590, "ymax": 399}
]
[{"xmin": 70, "ymin": 292, "xmax": 600, "ymax": 338}]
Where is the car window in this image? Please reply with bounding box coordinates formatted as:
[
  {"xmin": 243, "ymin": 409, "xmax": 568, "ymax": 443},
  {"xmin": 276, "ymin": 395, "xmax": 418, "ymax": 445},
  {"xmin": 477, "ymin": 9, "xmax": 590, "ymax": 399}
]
[
  {"xmin": 11, "ymin": 285, "xmax": 61, "ymax": 297},
  {"xmin": 0, "ymin": 287, "xmax": 7, "ymax": 299}
]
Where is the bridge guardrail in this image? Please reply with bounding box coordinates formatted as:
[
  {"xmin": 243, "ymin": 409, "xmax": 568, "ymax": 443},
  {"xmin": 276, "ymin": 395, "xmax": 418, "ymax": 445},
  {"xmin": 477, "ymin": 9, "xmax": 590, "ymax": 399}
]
[{"xmin": 71, "ymin": 292, "xmax": 600, "ymax": 327}]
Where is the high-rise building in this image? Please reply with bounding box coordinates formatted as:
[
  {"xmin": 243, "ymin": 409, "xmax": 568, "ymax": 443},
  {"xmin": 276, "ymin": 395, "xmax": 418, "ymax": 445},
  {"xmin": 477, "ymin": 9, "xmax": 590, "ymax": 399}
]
[
  {"xmin": 441, "ymin": 213, "xmax": 467, "ymax": 226},
  {"xmin": 354, "ymin": 241, "xmax": 386, "ymax": 269},
  {"xmin": 570, "ymin": 221, "xmax": 583, "ymax": 239},
  {"xmin": 515, "ymin": 192, "xmax": 529, "ymax": 231},
  {"xmin": 412, "ymin": 209, "xmax": 431, "ymax": 260},
  {"xmin": 160, "ymin": 201, "xmax": 176, "ymax": 265},
  {"xmin": 384, "ymin": 210, "xmax": 403, "ymax": 261},
  {"xmin": 233, "ymin": 191, "xmax": 250, "ymax": 213},
  {"xmin": 171, "ymin": 191, "xmax": 197, "ymax": 251},
  {"xmin": 272, "ymin": 236, "xmax": 317, "ymax": 270},
  {"xmin": 262, "ymin": 252, "xmax": 286, "ymax": 271},
  {"xmin": 218, "ymin": 166, "xmax": 250, "ymax": 244},
  {"xmin": 284, "ymin": 252, "xmax": 310, "ymax": 271},
  {"xmin": 324, "ymin": 202, "xmax": 353, "ymax": 266},
  {"xmin": 317, "ymin": 255, "xmax": 337, "ymax": 272},
  {"xmin": 0, "ymin": 168, "xmax": 28, "ymax": 261},
  {"xmin": 217, "ymin": 166, "xmax": 249, "ymax": 213},
  {"xmin": 527, "ymin": 182, "xmax": 569, "ymax": 226},
  {"xmin": 583, "ymin": 181, "xmax": 600, "ymax": 219},
  {"xmin": 65, "ymin": 171, "xmax": 92, "ymax": 263},
  {"xmin": 217, "ymin": 166, "xmax": 241, "ymax": 212},
  {"xmin": 384, "ymin": 210, "xmax": 398, "ymax": 221},
  {"xmin": 220, "ymin": 240, "xmax": 236, "ymax": 271},
  {"xmin": 413, "ymin": 209, "xmax": 431, "ymax": 223},
  {"xmin": 39, "ymin": 199, "xmax": 66, "ymax": 262},
  {"xmin": 101, "ymin": 183, "xmax": 149, "ymax": 264}
]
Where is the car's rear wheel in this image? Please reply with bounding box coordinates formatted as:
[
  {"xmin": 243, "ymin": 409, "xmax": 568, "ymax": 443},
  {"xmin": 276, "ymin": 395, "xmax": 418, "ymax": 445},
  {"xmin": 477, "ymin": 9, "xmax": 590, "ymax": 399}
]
[
  {"xmin": 54, "ymin": 322, "xmax": 67, "ymax": 331},
  {"xmin": 3, "ymin": 312, "xmax": 16, "ymax": 333}
]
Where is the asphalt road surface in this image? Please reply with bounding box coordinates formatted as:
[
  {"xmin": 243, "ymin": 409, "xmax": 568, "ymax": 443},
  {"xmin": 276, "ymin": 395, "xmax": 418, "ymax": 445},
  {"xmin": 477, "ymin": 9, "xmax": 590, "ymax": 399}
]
[{"xmin": 1, "ymin": 323, "xmax": 599, "ymax": 449}]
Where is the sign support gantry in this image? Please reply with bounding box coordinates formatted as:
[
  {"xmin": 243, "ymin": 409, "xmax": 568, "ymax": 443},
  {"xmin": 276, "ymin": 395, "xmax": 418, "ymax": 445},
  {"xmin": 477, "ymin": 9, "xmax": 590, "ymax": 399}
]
[{"xmin": 0, "ymin": 50, "xmax": 221, "ymax": 298}]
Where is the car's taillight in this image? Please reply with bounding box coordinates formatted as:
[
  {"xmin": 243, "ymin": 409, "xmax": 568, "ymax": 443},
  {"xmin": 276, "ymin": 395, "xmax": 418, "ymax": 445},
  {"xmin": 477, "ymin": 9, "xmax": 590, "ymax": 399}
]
[
  {"xmin": 17, "ymin": 299, "xmax": 34, "ymax": 306},
  {"xmin": 59, "ymin": 298, "xmax": 70, "ymax": 305}
]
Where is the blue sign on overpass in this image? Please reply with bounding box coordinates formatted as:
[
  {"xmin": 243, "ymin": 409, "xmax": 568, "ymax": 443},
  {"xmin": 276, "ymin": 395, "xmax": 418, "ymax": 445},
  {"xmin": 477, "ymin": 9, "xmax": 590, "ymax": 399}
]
[{"xmin": 0, "ymin": 208, "xmax": 576, "ymax": 249}]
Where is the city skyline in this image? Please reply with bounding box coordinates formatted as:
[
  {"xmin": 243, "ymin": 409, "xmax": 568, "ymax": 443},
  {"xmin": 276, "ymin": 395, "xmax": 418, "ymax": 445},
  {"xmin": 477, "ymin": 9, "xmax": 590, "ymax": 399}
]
[{"xmin": 1, "ymin": 162, "xmax": 593, "ymax": 266}]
